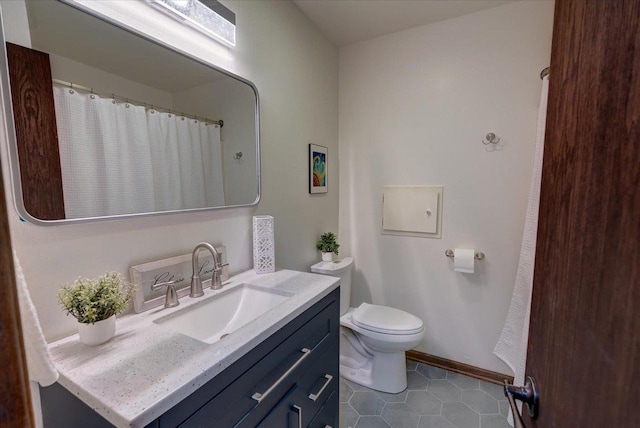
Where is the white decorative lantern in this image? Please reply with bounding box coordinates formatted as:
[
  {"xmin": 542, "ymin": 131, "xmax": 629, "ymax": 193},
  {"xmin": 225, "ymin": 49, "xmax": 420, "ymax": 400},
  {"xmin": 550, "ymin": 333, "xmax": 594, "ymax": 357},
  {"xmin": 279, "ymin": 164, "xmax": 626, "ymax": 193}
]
[{"xmin": 253, "ymin": 215, "xmax": 275, "ymax": 274}]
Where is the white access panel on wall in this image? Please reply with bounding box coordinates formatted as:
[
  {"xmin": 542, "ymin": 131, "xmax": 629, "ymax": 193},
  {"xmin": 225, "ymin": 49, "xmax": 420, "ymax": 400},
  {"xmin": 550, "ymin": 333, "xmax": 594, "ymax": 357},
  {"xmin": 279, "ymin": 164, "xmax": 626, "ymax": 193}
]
[{"xmin": 382, "ymin": 186, "xmax": 443, "ymax": 238}]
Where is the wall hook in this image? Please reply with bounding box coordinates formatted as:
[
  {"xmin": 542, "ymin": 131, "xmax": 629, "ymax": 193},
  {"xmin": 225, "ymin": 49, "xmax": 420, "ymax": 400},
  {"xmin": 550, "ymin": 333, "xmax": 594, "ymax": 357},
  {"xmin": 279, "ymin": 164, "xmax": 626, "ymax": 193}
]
[
  {"xmin": 234, "ymin": 152, "xmax": 243, "ymax": 161},
  {"xmin": 482, "ymin": 132, "xmax": 500, "ymax": 145}
]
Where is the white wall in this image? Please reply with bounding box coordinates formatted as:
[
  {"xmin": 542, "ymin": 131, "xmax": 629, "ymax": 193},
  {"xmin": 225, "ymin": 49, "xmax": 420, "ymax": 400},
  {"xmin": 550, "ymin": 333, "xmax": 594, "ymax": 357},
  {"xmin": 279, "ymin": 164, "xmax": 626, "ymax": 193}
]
[
  {"xmin": 0, "ymin": 0, "xmax": 30, "ymax": 47},
  {"xmin": 0, "ymin": 0, "xmax": 338, "ymax": 341},
  {"xmin": 173, "ymin": 77, "xmax": 258, "ymax": 206},
  {"xmin": 49, "ymin": 53, "xmax": 174, "ymax": 108},
  {"xmin": 339, "ymin": 1, "xmax": 554, "ymax": 374}
]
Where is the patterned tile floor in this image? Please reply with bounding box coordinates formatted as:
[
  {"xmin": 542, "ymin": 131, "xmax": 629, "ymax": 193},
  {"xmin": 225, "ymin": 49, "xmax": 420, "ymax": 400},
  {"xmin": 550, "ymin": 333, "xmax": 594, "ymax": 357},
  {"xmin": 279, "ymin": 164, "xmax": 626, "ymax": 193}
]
[{"xmin": 339, "ymin": 360, "xmax": 511, "ymax": 428}]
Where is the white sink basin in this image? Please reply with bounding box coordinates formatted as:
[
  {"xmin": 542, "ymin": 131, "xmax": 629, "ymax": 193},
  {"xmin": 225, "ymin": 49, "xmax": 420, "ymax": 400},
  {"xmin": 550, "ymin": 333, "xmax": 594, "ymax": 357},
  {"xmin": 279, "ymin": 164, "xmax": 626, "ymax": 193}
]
[{"xmin": 154, "ymin": 284, "xmax": 292, "ymax": 344}]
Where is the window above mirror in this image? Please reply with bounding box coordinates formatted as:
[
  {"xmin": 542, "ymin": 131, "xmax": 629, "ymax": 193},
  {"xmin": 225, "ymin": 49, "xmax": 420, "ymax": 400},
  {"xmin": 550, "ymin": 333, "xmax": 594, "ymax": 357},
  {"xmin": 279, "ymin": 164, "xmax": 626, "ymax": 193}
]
[{"xmin": 148, "ymin": 0, "xmax": 236, "ymax": 46}]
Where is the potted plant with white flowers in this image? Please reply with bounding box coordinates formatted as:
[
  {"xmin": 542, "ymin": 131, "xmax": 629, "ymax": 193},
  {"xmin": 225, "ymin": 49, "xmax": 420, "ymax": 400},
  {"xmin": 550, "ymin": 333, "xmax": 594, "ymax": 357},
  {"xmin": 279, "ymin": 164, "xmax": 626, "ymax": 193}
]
[
  {"xmin": 57, "ymin": 272, "xmax": 134, "ymax": 346},
  {"xmin": 316, "ymin": 232, "xmax": 340, "ymax": 262}
]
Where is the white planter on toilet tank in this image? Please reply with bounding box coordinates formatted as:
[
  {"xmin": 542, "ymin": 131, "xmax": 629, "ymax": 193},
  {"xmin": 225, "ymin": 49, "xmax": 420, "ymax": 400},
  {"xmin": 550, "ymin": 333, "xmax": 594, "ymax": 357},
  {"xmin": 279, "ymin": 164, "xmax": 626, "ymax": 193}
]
[{"xmin": 310, "ymin": 257, "xmax": 424, "ymax": 393}]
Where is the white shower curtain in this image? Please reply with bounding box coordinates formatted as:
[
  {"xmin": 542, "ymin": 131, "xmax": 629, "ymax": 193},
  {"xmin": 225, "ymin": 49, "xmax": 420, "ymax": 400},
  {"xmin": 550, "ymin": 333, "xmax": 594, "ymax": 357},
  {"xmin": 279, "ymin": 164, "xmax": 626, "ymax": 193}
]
[
  {"xmin": 493, "ymin": 76, "xmax": 549, "ymax": 424},
  {"xmin": 53, "ymin": 86, "xmax": 225, "ymax": 218}
]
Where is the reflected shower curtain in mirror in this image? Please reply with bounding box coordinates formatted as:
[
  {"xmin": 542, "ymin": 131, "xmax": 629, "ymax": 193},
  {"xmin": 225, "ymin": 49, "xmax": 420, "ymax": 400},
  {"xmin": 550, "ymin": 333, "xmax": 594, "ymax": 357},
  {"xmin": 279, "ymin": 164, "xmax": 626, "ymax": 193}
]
[{"xmin": 53, "ymin": 86, "xmax": 225, "ymax": 218}]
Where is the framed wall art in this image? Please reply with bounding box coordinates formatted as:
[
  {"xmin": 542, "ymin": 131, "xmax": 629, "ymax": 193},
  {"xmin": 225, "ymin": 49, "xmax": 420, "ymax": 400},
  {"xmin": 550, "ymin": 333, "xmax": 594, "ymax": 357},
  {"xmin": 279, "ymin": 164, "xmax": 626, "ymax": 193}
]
[{"xmin": 309, "ymin": 144, "xmax": 328, "ymax": 194}]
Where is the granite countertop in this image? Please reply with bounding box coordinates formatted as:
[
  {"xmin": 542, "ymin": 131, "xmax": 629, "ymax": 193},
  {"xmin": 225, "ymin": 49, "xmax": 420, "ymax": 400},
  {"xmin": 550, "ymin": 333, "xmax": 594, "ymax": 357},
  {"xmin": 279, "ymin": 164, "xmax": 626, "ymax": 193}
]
[{"xmin": 47, "ymin": 269, "xmax": 340, "ymax": 428}]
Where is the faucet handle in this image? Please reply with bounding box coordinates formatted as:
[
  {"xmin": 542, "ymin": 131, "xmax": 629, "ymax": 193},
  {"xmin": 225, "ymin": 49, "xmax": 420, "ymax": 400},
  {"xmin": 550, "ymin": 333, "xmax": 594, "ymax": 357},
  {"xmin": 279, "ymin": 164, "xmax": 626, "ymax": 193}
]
[
  {"xmin": 151, "ymin": 280, "xmax": 180, "ymax": 308},
  {"xmin": 210, "ymin": 261, "xmax": 229, "ymax": 290}
]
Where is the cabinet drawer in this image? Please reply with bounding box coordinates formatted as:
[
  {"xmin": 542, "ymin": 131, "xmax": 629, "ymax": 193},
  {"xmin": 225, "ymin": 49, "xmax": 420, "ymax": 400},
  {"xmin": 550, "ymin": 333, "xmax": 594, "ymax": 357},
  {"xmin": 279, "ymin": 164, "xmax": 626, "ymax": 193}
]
[
  {"xmin": 299, "ymin": 343, "xmax": 339, "ymax": 423},
  {"xmin": 177, "ymin": 298, "xmax": 338, "ymax": 428},
  {"xmin": 254, "ymin": 385, "xmax": 299, "ymax": 428},
  {"xmin": 235, "ymin": 308, "xmax": 337, "ymax": 427},
  {"xmin": 308, "ymin": 390, "xmax": 338, "ymax": 428},
  {"xmin": 255, "ymin": 344, "xmax": 338, "ymax": 428}
]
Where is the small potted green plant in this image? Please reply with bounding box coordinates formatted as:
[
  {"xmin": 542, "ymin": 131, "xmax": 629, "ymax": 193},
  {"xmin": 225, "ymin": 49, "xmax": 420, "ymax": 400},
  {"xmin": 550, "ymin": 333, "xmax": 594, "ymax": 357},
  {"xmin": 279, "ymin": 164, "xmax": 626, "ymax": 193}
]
[
  {"xmin": 57, "ymin": 272, "xmax": 134, "ymax": 346},
  {"xmin": 316, "ymin": 232, "xmax": 340, "ymax": 262}
]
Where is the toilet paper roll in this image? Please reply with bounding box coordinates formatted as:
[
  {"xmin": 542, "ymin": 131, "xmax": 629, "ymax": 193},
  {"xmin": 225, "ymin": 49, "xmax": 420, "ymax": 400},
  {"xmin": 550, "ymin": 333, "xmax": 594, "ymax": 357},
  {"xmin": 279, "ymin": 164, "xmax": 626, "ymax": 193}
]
[{"xmin": 453, "ymin": 248, "xmax": 475, "ymax": 273}]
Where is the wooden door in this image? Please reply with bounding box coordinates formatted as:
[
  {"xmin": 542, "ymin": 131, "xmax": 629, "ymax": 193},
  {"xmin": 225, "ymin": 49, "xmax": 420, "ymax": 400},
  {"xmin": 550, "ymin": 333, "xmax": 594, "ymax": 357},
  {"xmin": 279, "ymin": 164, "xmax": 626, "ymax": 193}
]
[
  {"xmin": 0, "ymin": 132, "xmax": 33, "ymax": 424},
  {"xmin": 6, "ymin": 42, "xmax": 65, "ymax": 220},
  {"xmin": 524, "ymin": 1, "xmax": 640, "ymax": 426}
]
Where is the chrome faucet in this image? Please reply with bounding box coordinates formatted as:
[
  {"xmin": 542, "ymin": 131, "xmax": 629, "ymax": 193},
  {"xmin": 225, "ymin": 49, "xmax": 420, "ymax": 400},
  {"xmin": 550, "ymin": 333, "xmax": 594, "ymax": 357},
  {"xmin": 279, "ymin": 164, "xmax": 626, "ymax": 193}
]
[{"xmin": 190, "ymin": 242, "xmax": 225, "ymax": 297}]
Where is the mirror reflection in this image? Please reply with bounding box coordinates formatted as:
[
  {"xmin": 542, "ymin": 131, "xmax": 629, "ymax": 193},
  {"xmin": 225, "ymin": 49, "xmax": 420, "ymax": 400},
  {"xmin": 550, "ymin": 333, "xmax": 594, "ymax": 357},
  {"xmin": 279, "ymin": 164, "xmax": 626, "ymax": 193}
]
[{"xmin": 5, "ymin": 0, "xmax": 259, "ymax": 222}]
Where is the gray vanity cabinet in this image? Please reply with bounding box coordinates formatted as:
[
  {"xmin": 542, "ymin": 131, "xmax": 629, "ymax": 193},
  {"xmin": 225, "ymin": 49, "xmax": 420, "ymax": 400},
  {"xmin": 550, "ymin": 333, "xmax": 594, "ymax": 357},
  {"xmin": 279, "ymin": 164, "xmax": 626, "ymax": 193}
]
[{"xmin": 40, "ymin": 288, "xmax": 340, "ymax": 428}]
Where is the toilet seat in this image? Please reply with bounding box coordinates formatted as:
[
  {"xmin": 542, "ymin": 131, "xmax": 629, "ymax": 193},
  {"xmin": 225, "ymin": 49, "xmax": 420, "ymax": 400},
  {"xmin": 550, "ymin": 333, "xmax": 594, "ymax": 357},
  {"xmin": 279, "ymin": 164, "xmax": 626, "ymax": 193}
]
[{"xmin": 352, "ymin": 303, "xmax": 423, "ymax": 335}]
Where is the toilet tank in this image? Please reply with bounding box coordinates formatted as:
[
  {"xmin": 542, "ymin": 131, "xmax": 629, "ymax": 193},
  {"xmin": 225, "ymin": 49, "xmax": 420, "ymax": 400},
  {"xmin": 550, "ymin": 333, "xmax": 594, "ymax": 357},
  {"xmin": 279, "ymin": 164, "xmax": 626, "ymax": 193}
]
[{"xmin": 310, "ymin": 257, "xmax": 353, "ymax": 315}]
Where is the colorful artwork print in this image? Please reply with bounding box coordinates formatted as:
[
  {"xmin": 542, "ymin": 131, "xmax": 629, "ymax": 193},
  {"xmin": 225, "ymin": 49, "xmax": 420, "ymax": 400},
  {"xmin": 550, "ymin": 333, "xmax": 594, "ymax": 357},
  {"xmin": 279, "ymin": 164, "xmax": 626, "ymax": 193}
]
[
  {"xmin": 309, "ymin": 144, "xmax": 328, "ymax": 193},
  {"xmin": 312, "ymin": 151, "xmax": 326, "ymax": 187}
]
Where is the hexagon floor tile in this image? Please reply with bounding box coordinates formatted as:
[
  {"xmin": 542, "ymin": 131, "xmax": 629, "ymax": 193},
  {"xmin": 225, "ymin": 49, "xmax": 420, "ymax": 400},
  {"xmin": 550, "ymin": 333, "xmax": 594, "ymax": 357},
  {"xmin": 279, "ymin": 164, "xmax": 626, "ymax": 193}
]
[
  {"xmin": 427, "ymin": 380, "xmax": 462, "ymax": 402},
  {"xmin": 417, "ymin": 364, "xmax": 447, "ymax": 380},
  {"xmin": 447, "ymin": 372, "xmax": 480, "ymax": 390},
  {"xmin": 382, "ymin": 402, "xmax": 421, "ymax": 428},
  {"xmin": 350, "ymin": 392, "xmax": 386, "ymax": 416},
  {"xmin": 442, "ymin": 402, "xmax": 480, "ymax": 428},
  {"xmin": 339, "ymin": 360, "xmax": 510, "ymax": 428},
  {"xmin": 341, "ymin": 378, "xmax": 355, "ymax": 403},
  {"xmin": 406, "ymin": 391, "xmax": 442, "ymax": 415},
  {"xmin": 461, "ymin": 390, "xmax": 499, "ymax": 414}
]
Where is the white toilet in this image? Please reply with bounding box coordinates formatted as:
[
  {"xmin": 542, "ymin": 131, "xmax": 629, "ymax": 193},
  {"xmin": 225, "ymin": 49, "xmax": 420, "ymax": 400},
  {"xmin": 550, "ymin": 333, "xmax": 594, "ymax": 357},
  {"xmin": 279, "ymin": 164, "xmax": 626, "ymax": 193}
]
[{"xmin": 311, "ymin": 257, "xmax": 424, "ymax": 393}]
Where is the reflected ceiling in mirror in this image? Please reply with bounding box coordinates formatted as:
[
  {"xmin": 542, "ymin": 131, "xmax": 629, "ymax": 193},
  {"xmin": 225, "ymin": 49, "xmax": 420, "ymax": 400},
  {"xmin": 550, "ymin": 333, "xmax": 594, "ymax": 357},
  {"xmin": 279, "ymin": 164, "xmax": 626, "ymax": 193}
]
[{"xmin": 2, "ymin": 0, "xmax": 259, "ymax": 224}]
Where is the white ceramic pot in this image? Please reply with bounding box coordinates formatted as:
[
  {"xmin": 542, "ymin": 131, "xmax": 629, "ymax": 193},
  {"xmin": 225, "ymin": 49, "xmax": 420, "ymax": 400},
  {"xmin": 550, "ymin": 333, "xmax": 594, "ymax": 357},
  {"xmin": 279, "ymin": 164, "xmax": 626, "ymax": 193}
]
[
  {"xmin": 78, "ymin": 315, "xmax": 116, "ymax": 346},
  {"xmin": 321, "ymin": 252, "xmax": 334, "ymax": 262}
]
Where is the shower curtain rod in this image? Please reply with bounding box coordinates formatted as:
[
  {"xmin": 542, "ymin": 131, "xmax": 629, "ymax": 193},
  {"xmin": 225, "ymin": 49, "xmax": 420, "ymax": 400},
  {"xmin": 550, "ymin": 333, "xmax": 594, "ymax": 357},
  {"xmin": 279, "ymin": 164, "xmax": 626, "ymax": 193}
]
[
  {"xmin": 540, "ymin": 67, "xmax": 550, "ymax": 80},
  {"xmin": 52, "ymin": 79, "xmax": 223, "ymax": 127}
]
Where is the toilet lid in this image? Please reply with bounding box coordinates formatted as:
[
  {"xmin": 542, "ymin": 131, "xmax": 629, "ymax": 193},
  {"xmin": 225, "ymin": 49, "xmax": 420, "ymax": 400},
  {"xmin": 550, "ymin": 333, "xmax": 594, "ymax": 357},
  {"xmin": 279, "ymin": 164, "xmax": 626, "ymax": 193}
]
[
  {"xmin": 352, "ymin": 303, "xmax": 424, "ymax": 335},
  {"xmin": 310, "ymin": 257, "xmax": 354, "ymax": 275}
]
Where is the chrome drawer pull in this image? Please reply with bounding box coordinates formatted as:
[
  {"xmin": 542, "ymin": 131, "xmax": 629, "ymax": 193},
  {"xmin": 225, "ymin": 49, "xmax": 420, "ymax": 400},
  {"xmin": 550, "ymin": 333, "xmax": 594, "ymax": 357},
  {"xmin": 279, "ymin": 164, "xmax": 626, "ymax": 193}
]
[
  {"xmin": 308, "ymin": 374, "xmax": 333, "ymax": 402},
  {"xmin": 251, "ymin": 348, "xmax": 311, "ymax": 403},
  {"xmin": 292, "ymin": 405, "xmax": 302, "ymax": 428}
]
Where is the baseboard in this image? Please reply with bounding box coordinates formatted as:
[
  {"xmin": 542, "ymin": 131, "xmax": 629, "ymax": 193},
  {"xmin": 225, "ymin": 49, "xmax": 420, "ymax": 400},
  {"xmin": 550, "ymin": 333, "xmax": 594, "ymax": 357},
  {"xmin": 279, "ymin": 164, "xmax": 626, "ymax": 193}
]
[{"xmin": 406, "ymin": 350, "xmax": 514, "ymax": 386}]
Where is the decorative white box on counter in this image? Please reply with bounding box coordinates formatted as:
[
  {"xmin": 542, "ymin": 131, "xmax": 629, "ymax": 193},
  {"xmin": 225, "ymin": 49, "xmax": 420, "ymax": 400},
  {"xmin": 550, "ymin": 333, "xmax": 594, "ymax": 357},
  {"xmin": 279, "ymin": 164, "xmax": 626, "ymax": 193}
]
[{"xmin": 253, "ymin": 215, "xmax": 275, "ymax": 273}]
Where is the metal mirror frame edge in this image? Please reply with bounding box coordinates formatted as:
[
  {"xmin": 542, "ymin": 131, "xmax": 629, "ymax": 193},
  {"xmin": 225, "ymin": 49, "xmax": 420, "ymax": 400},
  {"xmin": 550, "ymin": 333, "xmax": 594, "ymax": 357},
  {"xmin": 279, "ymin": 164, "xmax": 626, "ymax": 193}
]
[{"xmin": 0, "ymin": 0, "xmax": 261, "ymax": 226}]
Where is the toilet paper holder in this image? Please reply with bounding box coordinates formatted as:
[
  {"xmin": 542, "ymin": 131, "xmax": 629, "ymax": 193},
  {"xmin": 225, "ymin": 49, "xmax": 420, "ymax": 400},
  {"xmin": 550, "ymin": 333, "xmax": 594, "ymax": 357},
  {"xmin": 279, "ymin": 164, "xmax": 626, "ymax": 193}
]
[{"xmin": 445, "ymin": 249, "xmax": 485, "ymax": 260}]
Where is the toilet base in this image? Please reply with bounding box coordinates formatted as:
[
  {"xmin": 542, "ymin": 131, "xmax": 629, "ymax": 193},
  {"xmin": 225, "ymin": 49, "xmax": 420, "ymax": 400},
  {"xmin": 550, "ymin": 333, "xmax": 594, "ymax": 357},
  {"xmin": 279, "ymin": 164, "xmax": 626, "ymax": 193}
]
[{"xmin": 339, "ymin": 328, "xmax": 408, "ymax": 393}]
